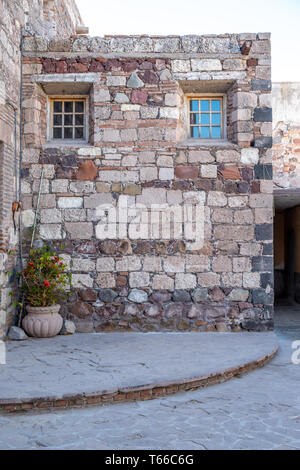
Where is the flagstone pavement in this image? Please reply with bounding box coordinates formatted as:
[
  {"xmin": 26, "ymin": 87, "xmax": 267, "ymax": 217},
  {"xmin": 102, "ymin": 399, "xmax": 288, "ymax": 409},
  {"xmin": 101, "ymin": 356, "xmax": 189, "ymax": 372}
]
[{"xmin": 0, "ymin": 307, "xmax": 299, "ymax": 450}]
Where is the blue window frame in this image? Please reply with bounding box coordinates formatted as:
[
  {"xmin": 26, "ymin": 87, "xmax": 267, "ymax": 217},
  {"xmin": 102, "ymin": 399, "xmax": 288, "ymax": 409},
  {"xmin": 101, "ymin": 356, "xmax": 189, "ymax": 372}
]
[{"xmin": 189, "ymin": 97, "xmax": 223, "ymax": 139}]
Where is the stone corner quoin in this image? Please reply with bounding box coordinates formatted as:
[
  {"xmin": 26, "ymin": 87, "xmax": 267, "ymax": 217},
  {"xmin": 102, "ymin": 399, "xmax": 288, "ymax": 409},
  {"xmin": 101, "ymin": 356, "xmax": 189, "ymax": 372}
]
[{"xmin": 12, "ymin": 28, "xmax": 274, "ymax": 334}]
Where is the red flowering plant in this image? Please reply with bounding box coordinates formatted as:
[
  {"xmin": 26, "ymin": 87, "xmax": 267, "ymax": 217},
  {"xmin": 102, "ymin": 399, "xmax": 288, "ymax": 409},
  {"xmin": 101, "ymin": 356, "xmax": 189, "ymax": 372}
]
[{"xmin": 21, "ymin": 246, "xmax": 71, "ymax": 307}]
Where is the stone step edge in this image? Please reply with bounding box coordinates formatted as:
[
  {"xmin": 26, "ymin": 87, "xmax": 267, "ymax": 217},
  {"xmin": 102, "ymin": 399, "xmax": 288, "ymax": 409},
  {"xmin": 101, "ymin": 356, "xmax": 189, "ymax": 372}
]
[{"xmin": 0, "ymin": 345, "xmax": 278, "ymax": 413}]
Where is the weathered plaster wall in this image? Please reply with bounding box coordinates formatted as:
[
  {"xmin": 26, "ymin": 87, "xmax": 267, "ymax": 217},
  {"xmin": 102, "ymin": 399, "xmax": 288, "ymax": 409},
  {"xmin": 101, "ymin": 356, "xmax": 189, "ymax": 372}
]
[
  {"xmin": 272, "ymin": 83, "xmax": 300, "ymax": 303},
  {"xmin": 20, "ymin": 33, "xmax": 274, "ymax": 333},
  {"xmin": 273, "ymin": 83, "xmax": 300, "ymax": 189}
]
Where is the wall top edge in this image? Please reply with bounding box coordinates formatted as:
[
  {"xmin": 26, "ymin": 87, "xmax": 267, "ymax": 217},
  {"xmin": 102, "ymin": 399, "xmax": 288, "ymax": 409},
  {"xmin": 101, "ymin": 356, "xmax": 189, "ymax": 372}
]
[{"xmin": 22, "ymin": 33, "xmax": 271, "ymax": 54}]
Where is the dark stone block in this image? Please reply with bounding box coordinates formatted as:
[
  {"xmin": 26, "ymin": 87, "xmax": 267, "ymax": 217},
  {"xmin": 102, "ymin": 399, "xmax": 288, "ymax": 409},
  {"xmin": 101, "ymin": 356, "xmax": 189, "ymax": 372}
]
[
  {"xmin": 260, "ymin": 272, "xmax": 274, "ymax": 289},
  {"xmin": 241, "ymin": 319, "xmax": 273, "ymax": 331},
  {"xmin": 263, "ymin": 243, "xmax": 273, "ymax": 255},
  {"xmin": 254, "ymin": 137, "xmax": 273, "ymax": 148},
  {"xmin": 151, "ymin": 291, "xmax": 172, "ymax": 303},
  {"xmin": 252, "ymin": 255, "xmax": 274, "ymax": 272},
  {"xmin": 251, "ymin": 80, "xmax": 272, "ymax": 91},
  {"xmin": 255, "ymin": 224, "xmax": 273, "ymax": 241},
  {"xmin": 252, "ymin": 289, "xmax": 273, "ymax": 305},
  {"xmin": 237, "ymin": 182, "xmax": 250, "ymax": 193},
  {"xmin": 241, "ymin": 167, "xmax": 253, "ymax": 181},
  {"xmin": 173, "ymin": 290, "xmax": 191, "ymax": 302},
  {"xmin": 251, "ymin": 181, "xmax": 260, "ymax": 193},
  {"xmin": 254, "ymin": 164, "xmax": 273, "ymax": 180},
  {"xmin": 21, "ymin": 168, "xmax": 29, "ymax": 177},
  {"xmin": 253, "ymin": 108, "xmax": 272, "ymax": 122},
  {"xmin": 98, "ymin": 289, "xmax": 118, "ymax": 303},
  {"xmin": 61, "ymin": 154, "xmax": 77, "ymax": 167}
]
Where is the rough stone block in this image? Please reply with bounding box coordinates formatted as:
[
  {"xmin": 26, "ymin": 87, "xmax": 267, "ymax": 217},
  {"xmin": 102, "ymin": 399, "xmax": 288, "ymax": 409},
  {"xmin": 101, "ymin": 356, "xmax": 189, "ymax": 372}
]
[
  {"xmin": 175, "ymin": 273, "xmax": 197, "ymax": 289},
  {"xmin": 65, "ymin": 222, "xmax": 93, "ymax": 239},
  {"xmin": 191, "ymin": 59, "xmax": 222, "ymax": 71},
  {"xmin": 129, "ymin": 272, "xmax": 150, "ymax": 288}
]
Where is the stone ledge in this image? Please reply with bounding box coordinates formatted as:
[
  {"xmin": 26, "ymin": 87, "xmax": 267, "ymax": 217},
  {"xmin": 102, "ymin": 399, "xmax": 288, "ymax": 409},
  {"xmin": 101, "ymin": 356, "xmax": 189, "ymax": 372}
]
[{"xmin": 0, "ymin": 332, "xmax": 278, "ymax": 413}]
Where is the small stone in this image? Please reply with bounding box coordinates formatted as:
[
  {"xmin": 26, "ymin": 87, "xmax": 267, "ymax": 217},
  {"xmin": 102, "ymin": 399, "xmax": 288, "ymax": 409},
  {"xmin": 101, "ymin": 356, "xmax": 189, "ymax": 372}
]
[
  {"xmin": 192, "ymin": 288, "xmax": 208, "ymax": 302},
  {"xmin": 79, "ymin": 289, "xmax": 98, "ymax": 302},
  {"xmin": 175, "ymin": 166, "xmax": 199, "ymax": 179},
  {"xmin": 151, "ymin": 291, "xmax": 172, "ymax": 303},
  {"xmin": 128, "ymin": 289, "xmax": 148, "ymax": 303},
  {"xmin": 98, "ymin": 289, "xmax": 118, "ymax": 302},
  {"xmin": 70, "ymin": 301, "xmax": 94, "ymax": 319},
  {"xmin": 221, "ymin": 166, "xmax": 241, "ymax": 180},
  {"xmin": 127, "ymin": 72, "xmax": 144, "ymax": 88},
  {"xmin": 228, "ymin": 289, "xmax": 249, "ymax": 302},
  {"xmin": 60, "ymin": 320, "xmax": 76, "ymax": 335},
  {"xmin": 114, "ymin": 92, "xmax": 129, "ymax": 103},
  {"xmin": 144, "ymin": 304, "xmax": 161, "ymax": 317},
  {"xmin": 187, "ymin": 304, "xmax": 205, "ymax": 320},
  {"xmin": 216, "ymin": 323, "xmax": 228, "ymax": 332},
  {"xmin": 7, "ymin": 326, "xmax": 28, "ymax": 341},
  {"xmin": 173, "ymin": 290, "xmax": 191, "ymax": 302},
  {"xmin": 74, "ymin": 321, "xmax": 94, "ymax": 333},
  {"xmin": 131, "ymin": 90, "xmax": 148, "ymax": 104},
  {"xmin": 241, "ymin": 148, "xmax": 259, "ymax": 164}
]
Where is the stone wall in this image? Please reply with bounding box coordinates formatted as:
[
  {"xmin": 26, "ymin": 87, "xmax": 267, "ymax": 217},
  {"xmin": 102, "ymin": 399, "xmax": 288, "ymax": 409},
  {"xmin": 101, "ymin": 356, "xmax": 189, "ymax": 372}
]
[
  {"xmin": 25, "ymin": 0, "xmax": 83, "ymax": 38},
  {"xmin": 19, "ymin": 33, "xmax": 274, "ymax": 333},
  {"xmin": 0, "ymin": 0, "xmax": 26, "ymax": 337},
  {"xmin": 0, "ymin": 0, "xmax": 83, "ymax": 338}
]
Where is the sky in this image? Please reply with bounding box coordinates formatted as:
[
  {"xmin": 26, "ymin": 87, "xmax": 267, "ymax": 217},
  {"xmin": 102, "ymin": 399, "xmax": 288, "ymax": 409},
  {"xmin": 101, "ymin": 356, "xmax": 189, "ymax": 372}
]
[{"xmin": 76, "ymin": 0, "xmax": 300, "ymax": 82}]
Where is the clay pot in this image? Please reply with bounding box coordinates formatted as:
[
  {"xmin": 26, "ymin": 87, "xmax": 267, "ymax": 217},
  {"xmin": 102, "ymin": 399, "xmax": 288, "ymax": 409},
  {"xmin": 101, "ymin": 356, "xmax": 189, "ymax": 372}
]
[{"xmin": 22, "ymin": 305, "xmax": 63, "ymax": 338}]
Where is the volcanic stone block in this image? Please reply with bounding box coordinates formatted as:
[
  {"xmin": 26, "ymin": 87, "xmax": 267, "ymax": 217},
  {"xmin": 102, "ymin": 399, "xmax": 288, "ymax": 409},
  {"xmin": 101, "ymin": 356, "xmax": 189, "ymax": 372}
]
[
  {"xmin": 253, "ymin": 108, "xmax": 272, "ymax": 122},
  {"xmin": 251, "ymin": 80, "xmax": 272, "ymax": 91},
  {"xmin": 254, "ymin": 164, "xmax": 273, "ymax": 180},
  {"xmin": 255, "ymin": 224, "xmax": 273, "ymax": 241}
]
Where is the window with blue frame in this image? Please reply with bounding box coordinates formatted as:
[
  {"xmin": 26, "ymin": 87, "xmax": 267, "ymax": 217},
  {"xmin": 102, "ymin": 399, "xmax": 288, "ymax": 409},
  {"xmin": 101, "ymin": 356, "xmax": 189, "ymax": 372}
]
[{"xmin": 189, "ymin": 97, "xmax": 223, "ymax": 139}]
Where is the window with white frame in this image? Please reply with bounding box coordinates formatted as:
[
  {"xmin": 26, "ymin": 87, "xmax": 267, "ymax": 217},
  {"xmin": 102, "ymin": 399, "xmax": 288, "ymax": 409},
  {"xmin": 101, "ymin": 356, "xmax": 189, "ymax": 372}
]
[
  {"xmin": 49, "ymin": 98, "xmax": 87, "ymax": 141},
  {"xmin": 189, "ymin": 96, "xmax": 224, "ymax": 139}
]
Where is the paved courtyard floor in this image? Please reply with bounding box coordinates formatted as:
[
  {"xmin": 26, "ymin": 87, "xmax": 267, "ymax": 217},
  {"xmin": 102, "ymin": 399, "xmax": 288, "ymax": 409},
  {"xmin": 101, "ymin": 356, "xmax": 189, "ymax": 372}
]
[
  {"xmin": 0, "ymin": 307, "xmax": 299, "ymax": 450},
  {"xmin": 0, "ymin": 330, "xmax": 277, "ymax": 401}
]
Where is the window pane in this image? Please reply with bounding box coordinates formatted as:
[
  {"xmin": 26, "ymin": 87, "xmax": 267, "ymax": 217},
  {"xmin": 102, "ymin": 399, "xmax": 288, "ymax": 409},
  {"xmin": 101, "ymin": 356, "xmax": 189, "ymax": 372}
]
[
  {"xmin": 53, "ymin": 127, "xmax": 62, "ymax": 139},
  {"xmin": 53, "ymin": 114, "xmax": 62, "ymax": 126},
  {"xmin": 53, "ymin": 102, "xmax": 62, "ymax": 113},
  {"xmin": 64, "ymin": 127, "xmax": 73, "ymax": 139},
  {"xmin": 75, "ymin": 101, "xmax": 84, "ymax": 113},
  {"xmin": 75, "ymin": 114, "xmax": 84, "ymax": 126},
  {"xmin": 200, "ymin": 100, "xmax": 210, "ymax": 112},
  {"xmin": 211, "ymin": 100, "xmax": 221, "ymax": 111},
  {"xmin": 75, "ymin": 127, "xmax": 84, "ymax": 139},
  {"xmin": 190, "ymin": 114, "xmax": 199, "ymax": 125},
  {"xmin": 64, "ymin": 101, "xmax": 73, "ymax": 113},
  {"xmin": 211, "ymin": 127, "xmax": 221, "ymax": 138},
  {"xmin": 191, "ymin": 127, "xmax": 199, "ymax": 138},
  {"xmin": 211, "ymin": 113, "xmax": 221, "ymax": 125},
  {"xmin": 200, "ymin": 127, "xmax": 210, "ymax": 138},
  {"xmin": 64, "ymin": 114, "xmax": 73, "ymax": 126},
  {"xmin": 200, "ymin": 114, "xmax": 210, "ymax": 125},
  {"xmin": 190, "ymin": 100, "xmax": 199, "ymax": 112}
]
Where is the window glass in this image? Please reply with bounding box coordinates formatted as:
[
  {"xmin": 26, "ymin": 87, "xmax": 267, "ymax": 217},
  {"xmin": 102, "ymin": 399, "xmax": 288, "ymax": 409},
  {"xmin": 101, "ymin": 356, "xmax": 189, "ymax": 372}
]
[
  {"xmin": 189, "ymin": 97, "xmax": 223, "ymax": 139},
  {"xmin": 51, "ymin": 100, "xmax": 85, "ymax": 140}
]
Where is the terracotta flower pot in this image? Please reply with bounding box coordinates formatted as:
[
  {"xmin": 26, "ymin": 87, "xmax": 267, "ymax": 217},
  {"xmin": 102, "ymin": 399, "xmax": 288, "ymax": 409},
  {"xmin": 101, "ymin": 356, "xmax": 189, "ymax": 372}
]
[{"xmin": 22, "ymin": 305, "xmax": 63, "ymax": 338}]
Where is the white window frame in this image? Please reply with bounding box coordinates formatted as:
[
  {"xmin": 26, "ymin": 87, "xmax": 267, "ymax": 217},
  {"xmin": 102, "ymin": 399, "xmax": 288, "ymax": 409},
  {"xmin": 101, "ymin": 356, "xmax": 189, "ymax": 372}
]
[
  {"xmin": 184, "ymin": 93, "xmax": 227, "ymax": 141},
  {"xmin": 47, "ymin": 95, "xmax": 89, "ymax": 143}
]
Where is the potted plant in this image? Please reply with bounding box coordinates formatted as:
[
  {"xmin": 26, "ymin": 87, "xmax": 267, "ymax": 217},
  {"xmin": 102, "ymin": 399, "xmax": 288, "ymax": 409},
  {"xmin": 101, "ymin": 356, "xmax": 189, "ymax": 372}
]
[{"xmin": 21, "ymin": 246, "xmax": 71, "ymax": 338}]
